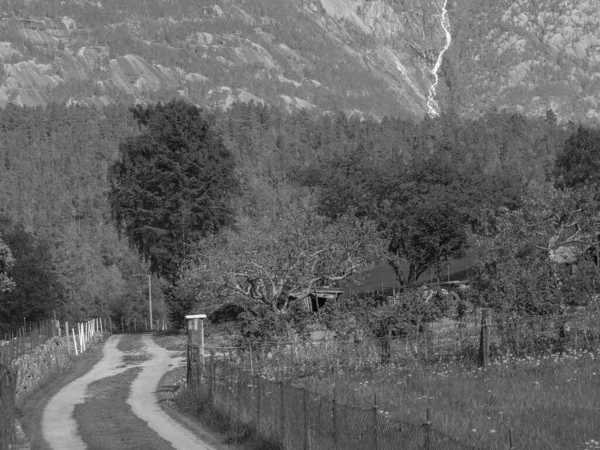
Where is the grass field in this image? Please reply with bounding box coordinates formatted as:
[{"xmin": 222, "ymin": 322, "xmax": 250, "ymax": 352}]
[
  {"xmin": 164, "ymin": 322, "xmax": 600, "ymax": 449},
  {"xmin": 305, "ymin": 349, "xmax": 600, "ymax": 449}
]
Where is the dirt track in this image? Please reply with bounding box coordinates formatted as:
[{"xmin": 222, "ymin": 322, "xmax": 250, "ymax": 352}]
[{"xmin": 41, "ymin": 334, "xmax": 216, "ymax": 450}]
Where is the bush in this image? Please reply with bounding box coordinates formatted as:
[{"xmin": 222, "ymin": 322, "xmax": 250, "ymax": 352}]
[{"xmin": 239, "ymin": 301, "xmax": 316, "ymax": 346}]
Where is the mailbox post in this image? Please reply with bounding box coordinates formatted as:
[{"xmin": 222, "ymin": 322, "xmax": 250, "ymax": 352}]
[{"xmin": 185, "ymin": 314, "xmax": 206, "ymax": 389}]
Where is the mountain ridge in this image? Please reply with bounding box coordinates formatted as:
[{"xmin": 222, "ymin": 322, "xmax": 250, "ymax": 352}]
[{"xmin": 0, "ymin": 0, "xmax": 598, "ymax": 122}]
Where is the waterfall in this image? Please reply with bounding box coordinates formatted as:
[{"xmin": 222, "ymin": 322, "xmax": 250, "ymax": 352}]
[{"xmin": 426, "ymin": 0, "xmax": 452, "ymax": 118}]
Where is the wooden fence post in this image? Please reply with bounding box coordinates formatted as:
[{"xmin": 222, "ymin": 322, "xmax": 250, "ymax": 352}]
[
  {"xmin": 79, "ymin": 323, "xmax": 84, "ymax": 352},
  {"xmin": 373, "ymin": 392, "xmax": 378, "ymax": 450},
  {"xmin": 72, "ymin": 328, "xmax": 78, "ymax": 356},
  {"xmin": 423, "ymin": 408, "xmax": 432, "ymax": 450},
  {"xmin": 333, "ymin": 385, "xmax": 338, "ymax": 450},
  {"xmin": 185, "ymin": 314, "xmax": 206, "ymax": 388},
  {"xmin": 280, "ymin": 381, "xmax": 286, "ymax": 445},
  {"xmin": 304, "ymin": 383, "xmax": 309, "ymax": 450},
  {"xmin": 256, "ymin": 376, "xmax": 261, "ymax": 434},
  {"xmin": 479, "ymin": 308, "xmax": 491, "ymax": 368},
  {"xmin": 237, "ymin": 366, "xmax": 242, "ymax": 434},
  {"xmin": 209, "ymin": 352, "xmax": 215, "ymax": 402},
  {"xmin": 65, "ymin": 322, "xmax": 70, "ymax": 354}
]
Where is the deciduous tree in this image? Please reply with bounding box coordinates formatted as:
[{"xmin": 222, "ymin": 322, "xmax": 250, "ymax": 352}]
[
  {"xmin": 472, "ymin": 183, "xmax": 600, "ymax": 314},
  {"xmin": 184, "ymin": 207, "xmax": 385, "ymax": 314},
  {"xmin": 0, "ymin": 235, "xmax": 15, "ymax": 294}
]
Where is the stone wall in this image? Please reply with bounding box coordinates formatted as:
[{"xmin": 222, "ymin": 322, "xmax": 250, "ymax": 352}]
[
  {"xmin": 11, "ymin": 334, "xmax": 104, "ymax": 403},
  {"xmin": 12, "ymin": 336, "xmax": 70, "ymax": 402}
]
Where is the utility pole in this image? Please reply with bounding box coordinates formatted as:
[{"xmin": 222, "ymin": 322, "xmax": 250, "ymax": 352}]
[{"xmin": 148, "ymin": 274, "xmax": 153, "ymax": 331}]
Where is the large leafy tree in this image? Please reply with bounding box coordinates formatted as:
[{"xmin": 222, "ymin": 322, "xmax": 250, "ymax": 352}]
[
  {"xmin": 304, "ymin": 141, "xmax": 514, "ymax": 287},
  {"xmin": 0, "ymin": 219, "xmax": 63, "ymax": 322},
  {"xmin": 472, "ymin": 183, "xmax": 600, "ymax": 315},
  {"xmin": 183, "ymin": 207, "xmax": 385, "ymax": 314},
  {"xmin": 109, "ymin": 100, "xmax": 239, "ymax": 281},
  {"xmin": 0, "ymin": 234, "xmax": 15, "ymax": 294}
]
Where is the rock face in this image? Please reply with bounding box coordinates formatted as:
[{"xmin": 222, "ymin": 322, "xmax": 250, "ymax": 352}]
[
  {"xmin": 0, "ymin": 0, "xmax": 596, "ymax": 120},
  {"xmin": 446, "ymin": 0, "xmax": 600, "ymax": 122},
  {"xmin": 0, "ymin": 0, "xmax": 447, "ymax": 118}
]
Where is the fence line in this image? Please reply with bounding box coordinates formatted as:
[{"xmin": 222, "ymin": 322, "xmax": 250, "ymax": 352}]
[
  {"xmin": 0, "ymin": 317, "xmax": 111, "ymax": 365},
  {"xmin": 185, "ymin": 309, "xmax": 600, "ymax": 449},
  {"xmin": 202, "ymin": 309, "xmax": 600, "ymax": 377},
  {"xmin": 0, "ymin": 364, "xmax": 16, "ymax": 450},
  {"xmin": 119, "ymin": 317, "xmax": 168, "ymax": 333},
  {"xmin": 192, "ymin": 356, "xmax": 478, "ymax": 450},
  {"xmin": 0, "ymin": 317, "xmax": 109, "ymax": 450}
]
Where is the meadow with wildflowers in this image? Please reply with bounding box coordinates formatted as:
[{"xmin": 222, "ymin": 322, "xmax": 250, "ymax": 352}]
[{"xmin": 303, "ymin": 347, "xmax": 600, "ymax": 449}]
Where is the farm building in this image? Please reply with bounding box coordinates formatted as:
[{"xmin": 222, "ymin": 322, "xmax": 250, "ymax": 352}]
[{"xmin": 297, "ymin": 287, "xmax": 344, "ymax": 313}]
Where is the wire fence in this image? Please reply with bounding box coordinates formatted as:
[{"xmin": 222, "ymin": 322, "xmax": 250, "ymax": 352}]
[
  {"xmin": 0, "ymin": 320, "xmax": 62, "ymax": 366},
  {"xmin": 0, "ymin": 364, "xmax": 16, "ymax": 450},
  {"xmin": 202, "ymin": 309, "xmax": 600, "ymax": 378},
  {"xmin": 0, "ymin": 317, "xmax": 109, "ymax": 450},
  {"xmin": 193, "ymin": 355, "xmax": 478, "ymax": 450},
  {"xmin": 185, "ymin": 308, "xmax": 600, "ymax": 450}
]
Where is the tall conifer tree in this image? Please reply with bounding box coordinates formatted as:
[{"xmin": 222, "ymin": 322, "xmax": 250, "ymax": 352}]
[{"xmin": 109, "ymin": 100, "xmax": 238, "ymax": 281}]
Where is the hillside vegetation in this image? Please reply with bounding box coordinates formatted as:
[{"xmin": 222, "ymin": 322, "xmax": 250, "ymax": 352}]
[
  {"xmin": 0, "ymin": 99, "xmax": 585, "ymax": 326},
  {"xmin": 446, "ymin": 0, "xmax": 600, "ymax": 122}
]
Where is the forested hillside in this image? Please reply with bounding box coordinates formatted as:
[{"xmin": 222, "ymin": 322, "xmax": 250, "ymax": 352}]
[
  {"xmin": 0, "ymin": 104, "xmax": 166, "ymax": 323},
  {"xmin": 0, "ymin": 99, "xmax": 582, "ymax": 325}
]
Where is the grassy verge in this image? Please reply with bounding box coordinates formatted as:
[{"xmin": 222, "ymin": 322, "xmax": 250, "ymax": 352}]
[
  {"xmin": 152, "ymin": 331, "xmax": 187, "ymax": 352},
  {"xmin": 17, "ymin": 336, "xmax": 107, "ymax": 450},
  {"xmin": 152, "ymin": 329, "xmax": 600, "ymax": 449},
  {"xmin": 152, "ymin": 333, "xmax": 278, "ymax": 450}
]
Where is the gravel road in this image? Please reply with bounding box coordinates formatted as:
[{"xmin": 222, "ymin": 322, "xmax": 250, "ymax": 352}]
[{"xmin": 41, "ymin": 334, "xmax": 217, "ymax": 450}]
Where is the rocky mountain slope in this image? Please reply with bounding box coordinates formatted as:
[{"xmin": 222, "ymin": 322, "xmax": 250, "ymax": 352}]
[
  {"xmin": 446, "ymin": 0, "xmax": 600, "ymax": 122},
  {"xmin": 0, "ymin": 0, "xmax": 598, "ymax": 121}
]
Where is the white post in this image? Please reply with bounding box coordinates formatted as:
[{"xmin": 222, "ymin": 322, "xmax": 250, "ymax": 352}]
[
  {"xmin": 148, "ymin": 274, "xmax": 153, "ymax": 331},
  {"xmin": 78, "ymin": 323, "xmax": 84, "ymax": 352},
  {"xmin": 72, "ymin": 328, "xmax": 78, "ymax": 356},
  {"xmin": 65, "ymin": 321, "xmax": 70, "ymax": 354}
]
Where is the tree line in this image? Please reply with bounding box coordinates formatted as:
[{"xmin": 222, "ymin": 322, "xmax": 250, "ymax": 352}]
[{"xmin": 0, "ymin": 99, "xmax": 597, "ymax": 338}]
